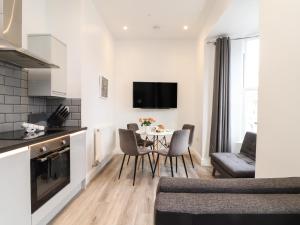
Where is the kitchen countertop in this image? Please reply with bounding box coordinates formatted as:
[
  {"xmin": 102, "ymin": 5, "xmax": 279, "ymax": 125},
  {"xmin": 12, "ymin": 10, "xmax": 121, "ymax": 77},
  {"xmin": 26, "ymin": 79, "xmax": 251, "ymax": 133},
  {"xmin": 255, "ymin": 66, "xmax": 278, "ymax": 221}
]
[{"xmin": 0, "ymin": 127, "xmax": 87, "ymax": 154}]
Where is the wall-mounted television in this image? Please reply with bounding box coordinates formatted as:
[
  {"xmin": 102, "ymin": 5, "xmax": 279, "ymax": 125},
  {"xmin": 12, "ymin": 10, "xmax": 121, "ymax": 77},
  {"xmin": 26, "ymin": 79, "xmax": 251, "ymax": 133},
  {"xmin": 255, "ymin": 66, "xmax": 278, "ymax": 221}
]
[{"xmin": 133, "ymin": 82, "xmax": 177, "ymax": 109}]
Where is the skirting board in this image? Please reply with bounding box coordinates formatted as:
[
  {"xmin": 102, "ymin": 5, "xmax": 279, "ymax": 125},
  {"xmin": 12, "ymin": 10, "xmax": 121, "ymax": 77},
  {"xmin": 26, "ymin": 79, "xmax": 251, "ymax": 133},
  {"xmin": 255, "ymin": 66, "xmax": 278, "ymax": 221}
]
[
  {"xmin": 191, "ymin": 149, "xmax": 211, "ymax": 167},
  {"xmin": 86, "ymin": 153, "xmax": 114, "ymax": 185}
]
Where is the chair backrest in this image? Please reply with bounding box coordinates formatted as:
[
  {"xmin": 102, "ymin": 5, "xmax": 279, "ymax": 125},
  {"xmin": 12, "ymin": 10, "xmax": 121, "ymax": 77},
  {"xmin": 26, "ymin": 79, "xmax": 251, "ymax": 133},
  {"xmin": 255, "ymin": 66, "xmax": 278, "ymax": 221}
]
[
  {"xmin": 119, "ymin": 129, "xmax": 139, "ymax": 156},
  {"xmin": 240, "ymin": 132, "xmax": 257, "ymax": 160},
  {"xmin": 127, "ymin": 123, "xmax": 143, "ymax": 142},
  {"xmin": 168, "ymin": 129, "xmax": 190, "ymax": 156},
  {"xmin": 182, "ymin": 124, "xmax": 195, "ymax": 146}
]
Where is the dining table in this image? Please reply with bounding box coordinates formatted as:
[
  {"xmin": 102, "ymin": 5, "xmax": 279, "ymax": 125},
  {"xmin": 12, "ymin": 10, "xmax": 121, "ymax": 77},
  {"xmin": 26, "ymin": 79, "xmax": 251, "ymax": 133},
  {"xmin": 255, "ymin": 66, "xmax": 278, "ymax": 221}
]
[{"xmin": 136, "ymin": 128, "xmax": 174, "ymax": 176}]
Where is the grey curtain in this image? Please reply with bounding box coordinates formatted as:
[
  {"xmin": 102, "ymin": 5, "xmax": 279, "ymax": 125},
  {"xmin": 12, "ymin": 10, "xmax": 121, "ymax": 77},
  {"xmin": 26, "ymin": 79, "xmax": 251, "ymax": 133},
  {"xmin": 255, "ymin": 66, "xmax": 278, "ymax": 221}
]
[{"xmin": 209, "ymin": 37, "xmax": 231, "ymax": 154}]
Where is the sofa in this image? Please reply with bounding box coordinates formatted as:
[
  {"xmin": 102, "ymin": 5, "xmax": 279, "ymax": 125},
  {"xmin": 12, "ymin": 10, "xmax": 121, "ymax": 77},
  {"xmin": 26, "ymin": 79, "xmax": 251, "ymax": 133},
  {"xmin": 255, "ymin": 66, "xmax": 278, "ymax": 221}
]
[
  {"xmin": 155, "ymin": 177, "xmax": 300, "ymax": 225},
  {"xmin": 211, "ymin": 132, "xmax": 256, "ymax": 178}
]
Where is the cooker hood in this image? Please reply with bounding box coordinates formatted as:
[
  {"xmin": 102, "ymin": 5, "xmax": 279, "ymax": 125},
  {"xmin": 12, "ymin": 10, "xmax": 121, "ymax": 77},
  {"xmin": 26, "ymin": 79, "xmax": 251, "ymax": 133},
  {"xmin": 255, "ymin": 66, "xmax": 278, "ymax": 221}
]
[{"xmin": 0, "ymin": 0, "xmax": 58, "ymax": 68}]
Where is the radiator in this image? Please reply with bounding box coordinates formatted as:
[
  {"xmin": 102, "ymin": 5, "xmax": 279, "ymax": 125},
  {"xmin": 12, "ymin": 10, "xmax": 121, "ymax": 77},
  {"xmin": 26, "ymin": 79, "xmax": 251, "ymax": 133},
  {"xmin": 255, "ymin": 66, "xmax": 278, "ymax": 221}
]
[{"xmin": 93, "ymin": 125, "xmax": 115, "ymax": 167}]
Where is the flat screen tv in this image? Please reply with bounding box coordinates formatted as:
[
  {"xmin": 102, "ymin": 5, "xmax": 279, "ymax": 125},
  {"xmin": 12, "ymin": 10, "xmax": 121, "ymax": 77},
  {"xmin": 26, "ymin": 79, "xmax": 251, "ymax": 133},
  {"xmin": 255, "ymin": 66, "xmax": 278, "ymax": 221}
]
[{"xmin": 133, "ymin": 82, "xmax": 177, "ymax": 109}]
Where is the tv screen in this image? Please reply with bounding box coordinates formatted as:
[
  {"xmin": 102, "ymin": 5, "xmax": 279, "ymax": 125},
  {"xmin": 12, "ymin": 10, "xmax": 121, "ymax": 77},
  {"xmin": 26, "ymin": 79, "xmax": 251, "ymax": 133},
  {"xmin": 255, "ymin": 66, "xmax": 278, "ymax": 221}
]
[{"xmin": 133, "ymin": 82, "xmax": 177, "ymax": 108}]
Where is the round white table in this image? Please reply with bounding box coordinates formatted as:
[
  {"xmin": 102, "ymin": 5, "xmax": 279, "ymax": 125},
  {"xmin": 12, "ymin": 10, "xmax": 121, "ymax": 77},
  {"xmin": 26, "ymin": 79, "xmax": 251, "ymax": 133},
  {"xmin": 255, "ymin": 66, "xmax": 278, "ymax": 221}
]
[{"xmin": 136, "ymin": 129, "xmax": 174, "ymax": 175}]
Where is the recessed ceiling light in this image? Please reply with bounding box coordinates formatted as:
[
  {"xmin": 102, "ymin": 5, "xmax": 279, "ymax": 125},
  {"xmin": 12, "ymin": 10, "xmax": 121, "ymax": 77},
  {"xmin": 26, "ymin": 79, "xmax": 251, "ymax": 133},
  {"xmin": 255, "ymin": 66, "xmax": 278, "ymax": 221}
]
[
  {"xmin": 123, "ymin": 26, "xmax": 128, "ymax": 31},
  {"xmin": 153, "ymin": 25, "xmax": 160, "ymax": 30},
  {"xmin": 183, "ymin": 25, "xmax": 189, "ymax": 30}
]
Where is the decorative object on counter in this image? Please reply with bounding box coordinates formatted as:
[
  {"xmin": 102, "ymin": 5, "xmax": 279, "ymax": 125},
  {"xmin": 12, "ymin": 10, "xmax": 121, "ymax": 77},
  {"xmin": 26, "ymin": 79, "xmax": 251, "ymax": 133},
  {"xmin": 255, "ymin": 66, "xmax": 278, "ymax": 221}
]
[
  {"xmin": 47, "ymin": 104, "xmax": 70, "ymax": 127},
  {"xmin": 139, "ymin": 117, "xmax": 156, "ymax": 133},
  {"xmin": 99, "ymin": 76, "xmax": 108, "ymax": 98},
  {"xmin": 155, "ymin": 124, "xmax": 165, "ymax": 133},
  {"xmin": 22, "ymin": 122, "xmax": 45, "ymax": 133}
]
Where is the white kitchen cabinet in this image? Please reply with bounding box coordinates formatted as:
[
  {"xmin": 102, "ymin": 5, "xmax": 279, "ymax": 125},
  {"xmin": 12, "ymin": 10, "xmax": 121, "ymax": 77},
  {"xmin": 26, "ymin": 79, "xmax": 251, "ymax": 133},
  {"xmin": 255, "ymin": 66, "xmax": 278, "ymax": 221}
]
[
  {"xmin": 70, "ymin": 131, "xmax": 87, "ymax": 186},
  {"xmin": 27, "ymin": 34, "xmax": 67, "ymax": 97},
  {"xmin": 0, "ymin": 147, "xmax": 31, "ymax": 225}
]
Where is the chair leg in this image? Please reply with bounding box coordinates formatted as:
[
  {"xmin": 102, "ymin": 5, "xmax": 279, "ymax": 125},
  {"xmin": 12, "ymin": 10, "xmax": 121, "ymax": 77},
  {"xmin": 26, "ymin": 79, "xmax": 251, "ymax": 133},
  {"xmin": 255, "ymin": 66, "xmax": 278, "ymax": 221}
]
[
  {"xmin": 133, "ymin": 156, "xmax": 138, "ymax": 186},
  {"xmin": 142, "ymin": 156, "xmax": 144, "ymax": 172},
  {"xmin": 152, "ymin": 152, "xmax": 155, "ymax": 162},
  {"xmin": 164, "ymin": 156, "xmax": 168, "ymax": 165},
  {"xmin": 181, "ymin": 155, "xmax": 188, "ymax": 178},
  {"xmin": 147, "ymin": 153, "xmax": 154, "ymax": 176},
  {"xmin": 127, "ymin": 155, "xmax": 130, "ymax": 165},
  {"xmin": 153, "ymin": 154, "xmax": 160, "ymax": 177},
  {"xmin": 212, "ymin": 168, "xmax": 216, "ymax": 177},
  {"xmin": 176, "ymin": 157, "xmax": 178, "ymax": 173},
  {"xmin": 118, "ymin": 154, "xmax": 126, "ymax": 179},
  {"xmin": 188, "ymin": 147, "xmax": 195, "ymax": 168},
  {"xmin": 169, "ymin": 156, "xmax": 174, "ymax": 177}
]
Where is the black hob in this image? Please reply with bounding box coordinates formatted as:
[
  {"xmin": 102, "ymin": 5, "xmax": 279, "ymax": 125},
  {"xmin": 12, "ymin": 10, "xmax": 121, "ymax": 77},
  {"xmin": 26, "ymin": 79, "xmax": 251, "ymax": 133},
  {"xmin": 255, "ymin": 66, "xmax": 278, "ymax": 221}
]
[{"xmin": 0, "ymin": 129, "xmax": 66, "ymax": 140}]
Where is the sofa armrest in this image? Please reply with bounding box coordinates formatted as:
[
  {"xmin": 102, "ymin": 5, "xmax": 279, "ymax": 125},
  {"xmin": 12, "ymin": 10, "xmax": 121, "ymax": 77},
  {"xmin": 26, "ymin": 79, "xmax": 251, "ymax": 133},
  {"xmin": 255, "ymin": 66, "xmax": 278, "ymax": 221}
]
[{"xmin": 157, "ymin": 177, "xmax": 300, "ymax": 194}]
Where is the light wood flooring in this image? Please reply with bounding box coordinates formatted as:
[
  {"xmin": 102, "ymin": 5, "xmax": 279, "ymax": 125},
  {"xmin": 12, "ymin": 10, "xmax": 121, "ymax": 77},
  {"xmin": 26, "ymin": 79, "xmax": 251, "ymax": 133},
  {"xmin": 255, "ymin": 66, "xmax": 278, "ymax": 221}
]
[{"xmin": 51, "ymin": 154, "xmax": 213, "ymax": 225}]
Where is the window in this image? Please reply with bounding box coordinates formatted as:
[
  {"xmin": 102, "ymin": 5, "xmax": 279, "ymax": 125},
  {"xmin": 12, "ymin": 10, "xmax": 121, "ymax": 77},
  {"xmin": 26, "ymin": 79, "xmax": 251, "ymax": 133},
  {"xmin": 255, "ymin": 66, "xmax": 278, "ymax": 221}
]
[
  {"xmin": 230, "ymin": 38, "xmax": 259, "ymax": 152},
  {"xmin": 242, "ymin": 39, "xmax": 259, "ymax": 134}
]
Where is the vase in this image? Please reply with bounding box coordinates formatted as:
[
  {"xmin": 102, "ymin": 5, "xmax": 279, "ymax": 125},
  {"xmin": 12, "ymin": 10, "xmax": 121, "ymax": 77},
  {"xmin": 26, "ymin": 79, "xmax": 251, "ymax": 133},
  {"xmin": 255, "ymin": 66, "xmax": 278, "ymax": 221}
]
[{"xmin": 143, "ymin": 125, "xmax": 151, "ymax": 134}]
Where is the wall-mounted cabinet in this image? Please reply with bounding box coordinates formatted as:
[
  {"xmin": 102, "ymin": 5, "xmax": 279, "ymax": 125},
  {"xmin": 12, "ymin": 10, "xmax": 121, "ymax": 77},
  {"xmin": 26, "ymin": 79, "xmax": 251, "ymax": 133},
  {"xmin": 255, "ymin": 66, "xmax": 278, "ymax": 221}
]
[{"xmin": 28, "ymin": 34, "xmax": 67, "ymax": 98}]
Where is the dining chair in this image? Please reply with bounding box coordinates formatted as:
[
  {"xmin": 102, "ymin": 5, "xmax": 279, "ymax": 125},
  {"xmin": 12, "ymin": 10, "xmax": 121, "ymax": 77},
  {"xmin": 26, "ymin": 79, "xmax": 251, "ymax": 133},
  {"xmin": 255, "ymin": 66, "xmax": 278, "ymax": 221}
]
[
  {"xmin": 118, "ymin": 129, "xmax": 154, "ymax": 185},
  {"xmin": 182, "ymin": 124, "xmax": 195, "ymax": 168},
  {"xmin": 163, "ymin": 124, "xmax": 195, "ymax": 169},
  {"xmin": 153, "ymin": 129, "xmax": 190, "ymax": 178},
  {"xmin": 127, "ymin": 123, "xmax": 154, "ymax": 164}
]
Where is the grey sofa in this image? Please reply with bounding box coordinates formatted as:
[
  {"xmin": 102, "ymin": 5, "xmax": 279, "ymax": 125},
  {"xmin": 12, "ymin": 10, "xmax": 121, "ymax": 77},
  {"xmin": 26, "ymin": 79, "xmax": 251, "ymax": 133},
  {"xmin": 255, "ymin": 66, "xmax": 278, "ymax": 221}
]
[
  {"xmin": 155, "ymin": 177, "xmax": 300, "ymax": 225},
  {"xmin": 211, "ymin": 132, "xmax": 256, "ymax": 178}
]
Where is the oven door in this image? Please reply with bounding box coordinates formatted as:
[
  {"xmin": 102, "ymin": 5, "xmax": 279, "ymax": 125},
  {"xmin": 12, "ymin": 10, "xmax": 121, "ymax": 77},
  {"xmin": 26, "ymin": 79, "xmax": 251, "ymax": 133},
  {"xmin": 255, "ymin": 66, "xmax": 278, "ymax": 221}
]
[{"xmin": 31, "ymin": 146, "xmax": 70, "ymax": 213}]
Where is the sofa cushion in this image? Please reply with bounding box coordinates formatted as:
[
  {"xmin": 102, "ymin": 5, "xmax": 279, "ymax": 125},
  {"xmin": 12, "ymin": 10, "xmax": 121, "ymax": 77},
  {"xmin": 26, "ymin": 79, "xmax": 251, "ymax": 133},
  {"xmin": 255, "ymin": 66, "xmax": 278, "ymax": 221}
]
[
  {"xmin": 240, "ymin": 132, "xmax": 257, "ymax": 160},
  {"xmin": 157, "ymin": 177, "xmax": 300, "ymax": 194},
  {"xmin": 155, "ymin": 193, "xmax": 300, "ymax": 225},
  {"xmin": 211, "ymin": 153, "xmax": 255, "ymax": 178}
]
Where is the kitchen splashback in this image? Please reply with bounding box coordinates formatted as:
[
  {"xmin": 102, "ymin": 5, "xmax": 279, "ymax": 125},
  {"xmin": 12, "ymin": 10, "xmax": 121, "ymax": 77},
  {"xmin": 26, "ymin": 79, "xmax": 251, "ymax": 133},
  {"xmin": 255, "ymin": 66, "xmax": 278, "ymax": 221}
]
[{"xmin": 0, "ymin": 62, "xmax": 81, "ymax": 132}]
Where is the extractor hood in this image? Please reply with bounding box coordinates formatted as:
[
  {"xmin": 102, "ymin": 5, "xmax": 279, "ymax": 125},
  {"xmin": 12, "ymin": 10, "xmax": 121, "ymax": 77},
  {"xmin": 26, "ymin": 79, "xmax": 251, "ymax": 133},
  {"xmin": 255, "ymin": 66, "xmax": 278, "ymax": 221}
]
[{"xmin": 0, "ymin": 0, "xmax": 58, "ymax": 68}]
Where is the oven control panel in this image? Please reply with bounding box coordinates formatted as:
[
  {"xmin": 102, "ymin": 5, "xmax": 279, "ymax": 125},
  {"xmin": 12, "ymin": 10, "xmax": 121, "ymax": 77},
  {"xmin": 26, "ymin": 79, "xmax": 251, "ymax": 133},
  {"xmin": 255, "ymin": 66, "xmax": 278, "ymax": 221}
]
[{"xmin": 30, "ymin": 135, "xmax": 70, "ymax": 159}]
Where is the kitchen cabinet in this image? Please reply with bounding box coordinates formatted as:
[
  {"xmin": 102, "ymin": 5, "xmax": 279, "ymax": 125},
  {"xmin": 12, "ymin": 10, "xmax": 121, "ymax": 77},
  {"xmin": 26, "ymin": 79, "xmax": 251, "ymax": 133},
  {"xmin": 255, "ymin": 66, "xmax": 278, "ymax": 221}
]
[
  {"xmin": 70, "ymin": 131, "xmax": 87, "ymax": 186},
  {"xmin": 27, "ymin": 34, "xmax": 67, "ymax": 97},
  {"xmin": 0, "ymin": 147, "xmax": 31, "ymax": 225}
]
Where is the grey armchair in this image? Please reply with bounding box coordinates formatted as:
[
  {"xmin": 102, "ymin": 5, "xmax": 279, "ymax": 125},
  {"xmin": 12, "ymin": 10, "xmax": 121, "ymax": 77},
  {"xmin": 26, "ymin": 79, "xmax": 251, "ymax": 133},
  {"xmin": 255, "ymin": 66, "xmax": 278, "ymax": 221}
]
[
  {"xmin": 153, "ymin": 130, "xmax": 190, "ymax": 178},
  {"xmin": 118, "ymin": 129, "xmax": 154, "ymax": 185}
]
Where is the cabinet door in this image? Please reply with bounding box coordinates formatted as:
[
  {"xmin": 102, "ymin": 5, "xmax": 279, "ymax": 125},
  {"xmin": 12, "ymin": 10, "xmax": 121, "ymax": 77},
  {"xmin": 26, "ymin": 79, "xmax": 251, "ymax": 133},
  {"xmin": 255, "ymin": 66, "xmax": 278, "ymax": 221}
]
[
  {"xmin": 0, "ymin": 147, "xmax": 31, "ymax": 225},
  {"xmin": 70, "ymin": 131, "xmax": 86, "ymax": 186},
  {"xmin": 51, "ymin": 38, "xmax": 67, "ymax": 97}
]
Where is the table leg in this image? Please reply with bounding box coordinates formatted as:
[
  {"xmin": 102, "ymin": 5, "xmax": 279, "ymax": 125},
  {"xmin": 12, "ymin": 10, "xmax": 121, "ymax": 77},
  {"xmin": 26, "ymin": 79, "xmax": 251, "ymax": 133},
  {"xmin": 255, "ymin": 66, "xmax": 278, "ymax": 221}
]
[
  {"xmin": 157, "ymin": 154, "xmax": 160, "ymax": 176},
  {"xmin": 157, "ymin": 136, "xmax": 160, "ymax": 176}
]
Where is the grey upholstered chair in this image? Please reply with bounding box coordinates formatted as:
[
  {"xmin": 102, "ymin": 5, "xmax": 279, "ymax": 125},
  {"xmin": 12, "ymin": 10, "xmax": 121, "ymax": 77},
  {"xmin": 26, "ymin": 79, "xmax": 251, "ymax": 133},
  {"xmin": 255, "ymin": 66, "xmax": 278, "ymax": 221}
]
[
  {"xmin": 153, "ymin": 129, "xmax": 190, "ymax": 178},
  {"xmin": 164, "ymin": 124, "xmax": 195, "ymax": 169},
  {"xmin": 127, "ymin": 123, "xmax": 154, "ymax": 164},
  {"xmin": 118, "ymin": 129, "xmax": 154, "ymax": 185},
  {"xmin": 182, "ymin": 124, "xmax": 195, "ymax": 168}
]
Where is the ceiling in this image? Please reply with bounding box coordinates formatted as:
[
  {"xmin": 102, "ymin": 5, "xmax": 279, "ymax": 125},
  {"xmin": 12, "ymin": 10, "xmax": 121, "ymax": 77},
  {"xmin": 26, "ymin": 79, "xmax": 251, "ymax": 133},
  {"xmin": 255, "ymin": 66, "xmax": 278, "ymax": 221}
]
[
  {"xmin": 208, "ymin": 0, "xmax": 259, "ymax": 39},
  {"xmin": 93, "ymin": 0, "xmax": 208, "ymax": 39}
]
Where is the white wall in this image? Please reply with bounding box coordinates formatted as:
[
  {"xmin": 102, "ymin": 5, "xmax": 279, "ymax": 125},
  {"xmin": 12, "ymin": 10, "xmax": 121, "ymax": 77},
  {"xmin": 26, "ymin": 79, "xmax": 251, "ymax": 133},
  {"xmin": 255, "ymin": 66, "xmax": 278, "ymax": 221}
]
[
  {"xmin": 80, "ymin": 0, "xmax": 116, "ymax": 177},
  {"xmin": 22, "ymin": 0, "xmax": 116, "ymax": 179},
  {"xmin": 22, "ymin": 0, "xmax": 82, "ymax": 98},
  {"xmin": 256, "ymin": 0, "xmax": 300, "ymax": 178},
  {"xmin": 115, "ymin": 40, "xmax": 201, "ymax": 152},
  {"xmin": 196, "ymin": 0, "xmax": 232, "ymax": 165}
]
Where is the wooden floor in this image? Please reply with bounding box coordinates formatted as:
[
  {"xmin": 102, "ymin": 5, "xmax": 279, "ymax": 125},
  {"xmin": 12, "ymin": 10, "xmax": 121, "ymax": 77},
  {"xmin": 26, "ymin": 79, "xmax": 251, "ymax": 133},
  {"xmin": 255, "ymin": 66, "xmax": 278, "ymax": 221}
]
[{"xmin": 51, "ymin": 154, "xmax": 213, "ymax": 225}]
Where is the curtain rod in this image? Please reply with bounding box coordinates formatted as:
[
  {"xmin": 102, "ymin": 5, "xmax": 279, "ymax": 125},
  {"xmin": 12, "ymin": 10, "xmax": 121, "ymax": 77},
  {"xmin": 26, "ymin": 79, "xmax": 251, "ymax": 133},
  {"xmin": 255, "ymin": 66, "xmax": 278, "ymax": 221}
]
[{"xmin": 206, "ymin": 35, "xmax": 259, "ymax": 44}]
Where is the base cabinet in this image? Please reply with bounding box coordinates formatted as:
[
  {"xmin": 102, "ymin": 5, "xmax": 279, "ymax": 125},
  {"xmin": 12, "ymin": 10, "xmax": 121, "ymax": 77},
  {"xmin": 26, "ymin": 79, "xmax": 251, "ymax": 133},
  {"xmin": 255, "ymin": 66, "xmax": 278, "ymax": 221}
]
[{"xmin": 0, "ymin": 148, "xmax": 31, "ymax": 225}]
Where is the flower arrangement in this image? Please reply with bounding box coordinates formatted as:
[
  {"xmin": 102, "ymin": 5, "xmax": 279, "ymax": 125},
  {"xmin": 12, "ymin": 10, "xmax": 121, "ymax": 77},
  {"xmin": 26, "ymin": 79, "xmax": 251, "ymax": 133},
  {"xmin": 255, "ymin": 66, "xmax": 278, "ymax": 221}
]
[{"xmin": 139, "ymin": 117, "xmax": 156, "ymax": 127}]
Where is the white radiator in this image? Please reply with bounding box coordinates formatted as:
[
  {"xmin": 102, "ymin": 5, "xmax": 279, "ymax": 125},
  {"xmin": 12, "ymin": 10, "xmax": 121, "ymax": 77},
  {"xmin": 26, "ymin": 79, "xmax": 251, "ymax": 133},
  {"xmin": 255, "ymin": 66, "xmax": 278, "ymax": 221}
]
[{"xmin": 93, "ymin": 125, "xmax": 115, "ymax": 166}]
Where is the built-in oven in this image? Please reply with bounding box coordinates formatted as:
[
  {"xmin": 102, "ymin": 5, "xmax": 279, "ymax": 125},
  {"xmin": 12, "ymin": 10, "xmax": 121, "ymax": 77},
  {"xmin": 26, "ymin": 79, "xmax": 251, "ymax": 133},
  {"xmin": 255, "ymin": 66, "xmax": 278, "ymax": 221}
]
[{"xmin": 30, "ymin": 135, "xmax": 70, "ymax": 213}]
